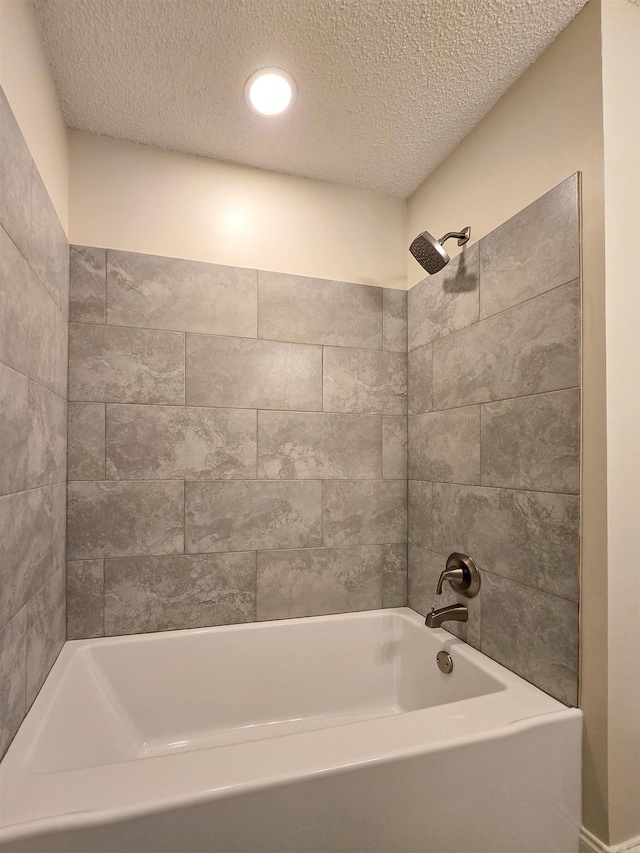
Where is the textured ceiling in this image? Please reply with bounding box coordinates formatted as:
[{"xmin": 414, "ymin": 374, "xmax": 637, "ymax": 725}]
[{"xmin": 34, "ymin": 0, "xmax": 588, "ymax": 198}]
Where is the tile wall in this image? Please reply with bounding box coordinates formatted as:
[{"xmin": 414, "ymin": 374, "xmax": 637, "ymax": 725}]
[
  {"xmin": 66, "ymin": 252, "xmax": 408, "ymax": 637},
  {"xmin": 0, "ymin": 89, "xmax": 68, "ymax": 758},
  {"xmin": 407, "ymin": 174, "xmax": 581, "ymax": 704}
]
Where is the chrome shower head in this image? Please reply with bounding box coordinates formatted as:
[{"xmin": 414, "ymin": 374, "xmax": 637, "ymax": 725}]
[{"xmin": 410, "ymin": 226, "xmax": 471, "ymax": 275}]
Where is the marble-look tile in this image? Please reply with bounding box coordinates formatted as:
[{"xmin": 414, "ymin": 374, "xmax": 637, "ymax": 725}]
[
  {"xmin": 257, "ymin": 546, "xmax": 383, "ymax": 620},
  {"xmin": 107, "ymin": 250, "xmax": 257, "ymax": 337},
  {"xmin": 481, "ymin": 572, "xmax": 578, "ymax": 705},
  {"xmin": 25, "ymin": 569, "xmax": 65, "ymax": 708},
  {"xmin": 432, "ymin": 281, "xmax": 580, "ymax": 409},
  {"xmin": 104, "ymin": 552, "xmax": 256, "ymax": 636},
  {"xmin": 408, "ymin": 243, "xmax": 479, "ymax": 351},
  {"xmin": 185, "ymin": 480, "xmax": 322, "ymax": 553},
  {"xmin": 0, "ymin": 608, "xmax": 26, "ymax": 759},
  {"xmin": 258, "ymin": 271, "xmax": 383, "ymax": 349},
  {"xmin": 26, "ymin": 383, "xmax": 67, "ymax": 489},
  {"xmin": 258, "ymin": 411, "xmax": 382, "ymax": 480},
  {"xmin": 69, "ymin": 245, "xmax": 106, "ymax": 324},
  {"xmin": 408, "ymin": 344, "xmax": 432, "ymax": 415},
  {"xmin": 0, "ymin": 363, "xmax": 28, "ymax": 496},
  {"xmin": 383, "ymin": 289, "xmax": 407, "ymax": 352},
  {"xmin": 408, "ymin": 480, "xmax": 432, "ymax": 549},
  {"xmin": 67, "ymin": 480, "xmax": 184, "ymax": 560},
  {"xmin": 0, "ymin": 227, "xmax": 68, "ymax": 397},
  {"xmin": 481, "ymin": 389, "xmax": 580, "ymax": 494},
  {"xmin": 186, "ymin": 335, "xmax": 322, "ymax": 411},
  {"xmin": 106, "ymin": 404, "xmax": 256, "ymax": 481},
  {"xmin": 383, "ymin": 416, "xmax": 407, "ymax": 480},
  {"xmin": 0, "ymin": 89, "xmax": 31, "ymax": 255},
  {"xmin": 432, "ymin": 483, "xmax": 579, "ymax": 602},
  {"xmin": 323, "ymin": 348, "xmax": 406, "ymax": 415},
  {"xmin": 0, "ymin": 485, "xmax": 62, "ymax": 626},
  {"xmin": 68, "ymin": 323, "xmax": 185, "ymax": 404},
  {"xmin": 382, "ymin": 543, "xmax": 408, "ymax": 608},
  {"xmin": 27, "ymin": 166, "xmax": 69, "ymax": 317},
  {"xmin": 408, "ymin": 544, "xmax": 481, "ymax": 648},
  {"xmin": 322, "ymin": 480, "xmax": 406, "ymax": 546},
  {"xmin": 68, "ymin": 402, "xmax": 106, "ymax": 480},
  {"xmin": 67, "ymin": 560, "xmax": 104, "ymax": 640},
  {"xmin": 409, "ymin": 407, "xmax": 481, "ymax": 484},
  {"xmin": 480, "ymin": 175, "xmax": 580, "ymax": 318}
]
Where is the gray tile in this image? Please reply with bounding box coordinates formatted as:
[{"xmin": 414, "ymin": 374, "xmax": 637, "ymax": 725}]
[
  {"xmin": 322, "ymin": 480, "xmax": 406, "ymax": 546},
  {"xmin": 408, "ymin": 480, "xmax": 432, "ymax": 549},
  {"xmin": 409, "ymin": 407, "xmax": 481, "ymax": 484},
  {"xmin": 408, "ymin": 544, "xmax": 481, "ymax": 648},
  {"xmin": 382, "ymin": 543, "xmax": 407, "ymax": 608},
  {"xmin": 186, "ymin": 335, "xmax": 322, "ymax": 411},
  {"xmin": 257, "ymin": 546, "xmax": 383, "ymax": 620},
  {"xmin": 432, "ymin": 281, "xmax": 580, "ymax": 409},
  {"xmin": 185, "ymin": 480, "xmax": 322, "ymax": 553},
  {"xmin": 408, "ymin": 243, "xmax": 479, "ymax": 351},
  {"xmin": 383, "ymin": 289, "xmax": 407, "ymax": 352},
  {"xmin": 67, "ymin": 480, "xmax": 184, "ymax": 560},
  {"xmin": 106, "ymin": 404, "xmax": 256, "ymax": 480},
  {"xmin": 0, "ymin": 485, "xmax": 62, "ymax": 627},
  {"xmin": 27, "ymin": 166, "xmax": 69, "ymax": 317},
  {"xmin": 383, "ymin": 416, "xmax": 407, "ymax": 480},
  {"xmin": 258, "ymin": 271, "xmax": 383, "ymax": 349},
  {"xmin": 323, "ymin": 348, "xmax": 406, "ymax": 414},
  {"xmin": 67, "ymin": 560, "xmax": 104, "ymax": 640},
  {"xmin": 68, "ymin": 402, "xmax": 106, "ymax": 480},
  {"xmin": 26, "ymin": 569, "xmax": 65, "ymax": 708},
  {"xmin": 0, "ymin": 226, "xmax": 68, "ymax": 397},
  {"xmin": 104, "ymin": 552, "xmax": 256, "ymax": 636},
  {"xmin": 107, "ymin": 250, "xmax": 257, "ymax": 337},
  {"xmin": 70, "ymin": 245, "xmax": 106, "ymax": 324},
  {"xmin": 0, "ymin": 363, "xmax": 28, "ymax": 496},
  {"xmin": 258, "ymin": 411, "xmax": 382, "ymax": 479},
  {"xmin": 481, "ymin": 572, "xmax": 578, "ymax": 705},
  {"xmin": 432, "ymin": 483, "xmax": 579, "ymax": 602},
  {"xmin": 481, "ymin": 389, "xmax": 580, "ymax": 494},
  {"xmin": 408, "ymin": 344, "xmax": 432, "ymax": 415},
  {"xmin": 26, "ymin": 383, "xmax": 67, "ymax": 489},
  {"xmin": 480, "ymin": 175, "xmax": 580, "ymax": 319},
  {"xmin": 0, "ymin": 608, "xmax": 26, "ymax": 759},
  {"xmin": 68, "ymin": 323, "xmax": 185, "ymax": 404},
  {"xmin": 0, "ymin": 89, "xmax": 31, "ymax": 256}
]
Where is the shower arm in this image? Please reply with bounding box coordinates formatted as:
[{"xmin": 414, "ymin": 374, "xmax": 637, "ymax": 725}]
[{"xmin": 439, "ymin": 226, "xmax": 471, "ymax": 247}]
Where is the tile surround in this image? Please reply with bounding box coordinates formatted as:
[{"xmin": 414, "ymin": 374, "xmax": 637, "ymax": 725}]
[
  {"xmin": 0, "ymin": 88, "xmax": 67, "ymax": 758},
  {"xmin": 1, "ymin": 81, "xmax": 581, "ymax": 757},
  {"xmin": 407, "ymin": 175, "xmax": 581, "ymax": 704},
  {"xmin": 67, "ymin": 247, "xmax": 407, "ymax": 641}
]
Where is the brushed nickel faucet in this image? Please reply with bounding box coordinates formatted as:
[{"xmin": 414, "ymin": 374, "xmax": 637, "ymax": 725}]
[{"xmin": 425, "ymin": 553, "xmax": 481, "ymax": 630}]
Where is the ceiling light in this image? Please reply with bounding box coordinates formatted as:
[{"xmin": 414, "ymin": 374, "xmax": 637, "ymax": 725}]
[{"xmin": 244, "ymin": 68, "xmax": 296, "ymax": 116}]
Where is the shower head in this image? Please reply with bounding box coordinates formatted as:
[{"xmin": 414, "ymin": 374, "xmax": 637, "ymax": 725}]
[{"xmin": 410, "ymin": 226, "xmax": 471, "ymax": 275}]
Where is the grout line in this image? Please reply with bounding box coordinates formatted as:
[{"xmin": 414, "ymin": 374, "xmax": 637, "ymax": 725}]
[
  {"xmin": 407, "ymin": 385, "xmax": 580, "ymax": 417},
  {"xmin": 407, "ymin": 275, "xmax": 580, "ymax": 354}
]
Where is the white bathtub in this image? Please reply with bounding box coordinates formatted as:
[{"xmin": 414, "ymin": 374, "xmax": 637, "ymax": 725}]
[{"xmin": 0, "ymin": 607, "xmax": 582, "ymax": 852}]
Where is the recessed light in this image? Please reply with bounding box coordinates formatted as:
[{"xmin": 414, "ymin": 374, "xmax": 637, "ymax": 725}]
[{"xmin": 244, "ymin": 68, "xmax": 296, "ymax": 116}]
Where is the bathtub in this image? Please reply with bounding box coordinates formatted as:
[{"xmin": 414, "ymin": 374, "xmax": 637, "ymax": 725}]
[{"xmin": 0, "ymin": 607, "xmax": 582, "ymax": 852}]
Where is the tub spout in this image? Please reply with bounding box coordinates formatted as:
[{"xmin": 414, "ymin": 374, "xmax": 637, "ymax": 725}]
[{"xmin": 425, "ymin": 603, "xmax": 468, "ymax": 629}]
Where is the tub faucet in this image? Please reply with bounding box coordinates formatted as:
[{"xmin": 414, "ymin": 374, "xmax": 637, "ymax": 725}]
[
  {"xmin": 425, "ymin": 603, "xmax": 468, "ymax": 629},
  {"xmin": 424, "ymin": 553, "xmax": 481, "ymax": 630}
]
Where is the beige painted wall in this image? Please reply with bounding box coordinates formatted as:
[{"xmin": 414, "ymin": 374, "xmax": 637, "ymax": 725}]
[
  {"xmin": 68, "ymin": 131, "xmax": 407, "ymax": 289},
  {"xmin": 0, "ymin": 0, "xmax": 69, "ymax": 231},
  {"xmin": 407, "ymin": 0, "xmax": 610, "ymax": 842},
  {"xmin": 601, "ymin": 0, "xmax": 640, "ymax": 846}
]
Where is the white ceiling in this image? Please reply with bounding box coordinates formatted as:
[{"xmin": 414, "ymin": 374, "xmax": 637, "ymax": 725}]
[{"xmin": 34, "ymin": 0, "xmax": 588, "ymax": 198}]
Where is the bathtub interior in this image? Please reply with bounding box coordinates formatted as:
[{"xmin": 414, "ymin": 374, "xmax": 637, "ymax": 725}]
[{"xmin": 27, "ymin": 610, "xmax": 505, "ymax": 774}]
